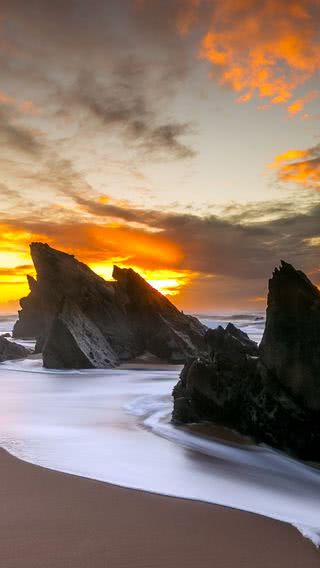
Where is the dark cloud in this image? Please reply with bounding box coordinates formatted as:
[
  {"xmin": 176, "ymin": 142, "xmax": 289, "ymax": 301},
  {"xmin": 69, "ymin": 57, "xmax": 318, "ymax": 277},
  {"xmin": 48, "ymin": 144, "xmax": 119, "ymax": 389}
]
[
  {"xmin": 3, "ymin": 192, "xmax": 320, "ymax": 282},
  {"xmin": 25, "ymin": 155, "xmax": 317, "ymax": 283},
  {"xmin": 75, "ymin": 72, "xmax": 195, "ymax": 159},
  {"xmin": 0, "ymin": 109, "xmax": 42, "ymax": 155},
  {"xmin": 0, "ymin": 0, "xmax": 196, "ymax": 160}
]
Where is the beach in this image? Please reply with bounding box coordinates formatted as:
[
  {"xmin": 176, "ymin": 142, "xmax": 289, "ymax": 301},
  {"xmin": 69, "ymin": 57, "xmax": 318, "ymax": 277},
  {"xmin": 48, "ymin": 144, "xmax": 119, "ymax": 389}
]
[
  {"xmin": 1, "ymin": 316, "xmax": 320, "ymax": 564},
  {"xmin": 1, "ymin": 449, "xmax": 319, "ymax": 568}
]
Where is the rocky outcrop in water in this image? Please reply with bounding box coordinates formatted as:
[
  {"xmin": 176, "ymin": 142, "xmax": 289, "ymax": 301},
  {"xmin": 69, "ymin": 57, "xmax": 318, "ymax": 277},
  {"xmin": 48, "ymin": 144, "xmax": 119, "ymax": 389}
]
[
  {"xmin": 260, "ymin": 260, "xmax": 320, "ymax": 411},
  {"xmin": 0, "ymin": 336, "xmax": 32, "ymax": 362},
  {"xmin": 14, "ymin": 243, "xmax": 207, "ymax": 368},
  {"xmin": 172, "ymin": 261, "xmax": 320, "ymax": 461}
]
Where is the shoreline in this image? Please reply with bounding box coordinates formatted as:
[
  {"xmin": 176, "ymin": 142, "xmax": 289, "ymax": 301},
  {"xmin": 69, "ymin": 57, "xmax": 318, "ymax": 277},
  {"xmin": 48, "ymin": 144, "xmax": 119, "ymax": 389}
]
[{"xmin": 0, "ymin": 448, "xmax": 319, "ymax": 567}]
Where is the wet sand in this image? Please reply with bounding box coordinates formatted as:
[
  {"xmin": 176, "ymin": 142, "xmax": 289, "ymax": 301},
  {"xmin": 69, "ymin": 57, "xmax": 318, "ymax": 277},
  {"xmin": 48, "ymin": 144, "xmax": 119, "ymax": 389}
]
[{"xmin": 0, "ymin": 449, "xmax": 319, "ymax": 568}]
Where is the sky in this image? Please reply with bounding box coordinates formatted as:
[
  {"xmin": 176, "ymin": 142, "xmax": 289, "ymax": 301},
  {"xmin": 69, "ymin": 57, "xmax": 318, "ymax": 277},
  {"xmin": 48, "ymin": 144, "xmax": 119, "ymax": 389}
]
[{"xmin": 0, "ymin": 0, "xmax": 319, "ymax": 313}]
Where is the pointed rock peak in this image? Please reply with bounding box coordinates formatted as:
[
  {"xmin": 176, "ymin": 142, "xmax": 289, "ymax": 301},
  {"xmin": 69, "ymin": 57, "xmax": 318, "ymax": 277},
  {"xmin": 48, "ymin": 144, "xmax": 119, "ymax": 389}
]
[
  {"xmin": 260, "ymin": 261, "xmax": 320, "ymax": 410},
  {"xmin": 269, "ymin": 259, "xmax": 320, "ymax": 301},
  {"xmin": 112, "ymin": 264, "xmax": 171, "ymax": 302},
  {"xmin": 113, "ymin": 265, "xmax": 152, "ymax": 286},
  {"xmin": 30, "ymin": 242, "xmax": 75, "ymax": 271},
  {"xmin": 112, "ymin": 265, "xmax": 136, "ymax": 281},
  {"xmin": 26, "ymin": 274, "xmax": 37, "ymax": 291}
]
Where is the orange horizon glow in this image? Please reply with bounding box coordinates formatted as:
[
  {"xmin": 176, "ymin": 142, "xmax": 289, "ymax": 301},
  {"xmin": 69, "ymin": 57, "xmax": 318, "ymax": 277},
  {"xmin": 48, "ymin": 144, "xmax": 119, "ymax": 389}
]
[
  {"xmin": 0, "ymin": 223, "xmax": 198, "ymax": 310},
  {"xmin": 0, "ymin": 256, "xmax": 196, "ymax": 309}
]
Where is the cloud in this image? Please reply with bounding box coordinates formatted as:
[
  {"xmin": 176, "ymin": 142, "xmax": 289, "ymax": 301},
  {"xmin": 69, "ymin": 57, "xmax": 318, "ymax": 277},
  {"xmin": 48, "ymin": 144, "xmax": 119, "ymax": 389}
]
[
  {"xmin": 0, "ymin": 1, "xmax": 197, "ymax": 165},
  {"xmin": 0, "ymin": 108, "xmax": 43, "ymax": 155},
  {"xmin": 2, "ymin": 194, "xmax": 319, "ymax": 277},
  {"xmin": 287, "ymin": 90, "xmax": 319, "ymax": 116},
  {"xmin": 270, "ymin": 144, "xmax": 320, "ymax": 189},
  {"xmin": 1, "ymin": 189, "xmax": 320, "ymax": 309},
  {"xmin": 169, "ymin": 0, "xmax": 320, "ymax": 114},
  {"xmin": 75, "ymin": 72, "xmax": 195, "ymax": 159}
]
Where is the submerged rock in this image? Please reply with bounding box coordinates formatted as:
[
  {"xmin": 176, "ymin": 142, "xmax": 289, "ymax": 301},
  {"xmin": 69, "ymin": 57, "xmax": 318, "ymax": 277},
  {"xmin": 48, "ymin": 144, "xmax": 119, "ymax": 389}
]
[
  {"xmin": 14, "ymin": 243, "xmax": 207, "ymax": 368},
  {"xmin": 0, "ymin": 336, "xmax": 32, "ymax": 362},
  {"xmin": 172, "ymin": 262, "xmax": 320, "ymax": 461}
]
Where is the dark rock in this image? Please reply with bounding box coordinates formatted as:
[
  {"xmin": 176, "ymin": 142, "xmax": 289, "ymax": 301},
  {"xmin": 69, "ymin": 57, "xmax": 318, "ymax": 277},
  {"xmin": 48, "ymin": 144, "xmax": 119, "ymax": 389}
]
[
  {"xmin": 205, "ymin": 324, "xmax": 258, "ymax": 366},
  {"xmin": 42, "ymin": 300, "xmax": 119, "ymax": 369},
  {"xmin": 260, "ymin": 260, "xmax": 320, "ymax": 411},
  {"xmin": 14, "ymin": 243, "xmax": 207, "ymax": 368},
  {"xmin": 13, "ymin": 275, "xmax": 44, "ymax": 341},
  {"xmin": 225, "ymin": 323, "xmax": 259, "ymax": 355},
  {"xmin": 113, "ymin": 266, "xmax": 207, "ymax": 363},
  {"xmin": 0, "ymin": 336, "xmax": 31, "ymax": 362},
  {"xmin": 172, "ymin": 262, "xmax": 320, "ymax": 461}
]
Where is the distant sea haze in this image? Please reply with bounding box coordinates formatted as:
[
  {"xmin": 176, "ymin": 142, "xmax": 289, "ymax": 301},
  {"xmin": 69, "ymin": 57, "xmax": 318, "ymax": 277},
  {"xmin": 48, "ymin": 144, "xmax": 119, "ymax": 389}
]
[{"xmin": 0, "ymin": 313, "xmax": 266, "ymax": 346}]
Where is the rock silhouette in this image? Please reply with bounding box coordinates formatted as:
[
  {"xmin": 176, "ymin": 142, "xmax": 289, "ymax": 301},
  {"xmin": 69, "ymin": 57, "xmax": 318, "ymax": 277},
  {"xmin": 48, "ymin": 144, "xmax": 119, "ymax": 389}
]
[
  {"xmin": 172, "ymin": 261, "xmax": 320, "ymax": 461},
  {"xmin": 260, "ymin": 260, "xmax": 320, "ymax": 411},
  {"xmin": 14, "ymin": 243, "xmax": 207, "ymax": 368}
]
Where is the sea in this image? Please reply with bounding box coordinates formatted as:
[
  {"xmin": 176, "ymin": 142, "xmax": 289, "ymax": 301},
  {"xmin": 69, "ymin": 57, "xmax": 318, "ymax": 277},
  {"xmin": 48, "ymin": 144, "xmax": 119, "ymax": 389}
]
[{"xmin": 0, "ymin": 313, "xmax": 319, "ymax": 547}]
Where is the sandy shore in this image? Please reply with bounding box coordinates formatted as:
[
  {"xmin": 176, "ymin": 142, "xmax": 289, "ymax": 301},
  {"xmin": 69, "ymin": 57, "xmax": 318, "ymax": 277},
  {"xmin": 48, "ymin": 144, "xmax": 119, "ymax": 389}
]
[{"xmin": 0, "ymin": 449, "xmax": 319, "ymax": 568}]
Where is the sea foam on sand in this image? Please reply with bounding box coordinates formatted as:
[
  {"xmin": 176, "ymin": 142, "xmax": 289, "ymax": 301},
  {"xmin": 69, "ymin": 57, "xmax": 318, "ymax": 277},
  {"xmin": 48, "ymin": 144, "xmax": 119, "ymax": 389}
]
[
  {"xmin": 0, "ymin": 315, "xmax": 319, "ymax": 546},
  {"xmin": 0, "ymin": 356, "xmax": 319, "ymax": 547}
]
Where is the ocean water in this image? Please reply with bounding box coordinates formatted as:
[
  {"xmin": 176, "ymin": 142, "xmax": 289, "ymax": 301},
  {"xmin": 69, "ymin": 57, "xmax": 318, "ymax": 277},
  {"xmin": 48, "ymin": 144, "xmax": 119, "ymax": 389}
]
[{"xmin": 0, "ymin": 314, "xmax": 319, "ymax": 546}]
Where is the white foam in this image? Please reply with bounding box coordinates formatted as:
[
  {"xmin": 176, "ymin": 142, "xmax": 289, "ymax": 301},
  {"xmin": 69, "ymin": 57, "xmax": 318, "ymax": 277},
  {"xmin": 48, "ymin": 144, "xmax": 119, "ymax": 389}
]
[
  {"xmin": 0, "ymin": 362, "xmax": 319, "ymax": 546},
  {"xmin": 0, "ymin": 316, "xmax": 319, "ymax": 546}
]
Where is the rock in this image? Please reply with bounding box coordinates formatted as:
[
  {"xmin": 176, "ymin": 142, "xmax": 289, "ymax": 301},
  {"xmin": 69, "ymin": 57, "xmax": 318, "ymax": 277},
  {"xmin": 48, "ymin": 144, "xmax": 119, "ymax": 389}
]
[
  {"xmin": 260, "ymin": 260, "xmax": 320, "ymax": 411},
  {"xmin": 14, "ymin": 243, "xmax": 207, "ymax": 368},
  {"xmin": 225, "ymin": 322, "xmax": 259, "ymax": 355},
  {"xmin": 0, "ymin": 336, "xmax": 31, "ymax": 362},
  {"xmin": 205, "ymin": 324, "xmax": 258, "ymax": 366},
  {"xmin": 13, "ymin": 275, "xmax": 44, "ymax": 341},
  {"xmin": 43, "ymin": 300, "xmax": 119, "ymax": 369},
  {"xmin": 113, "ymin": 266, "xmax": 207, "ymax": 362},
  {"xmin": 172, "ymin": 262, "xmax": 320, "ymax": 461}
]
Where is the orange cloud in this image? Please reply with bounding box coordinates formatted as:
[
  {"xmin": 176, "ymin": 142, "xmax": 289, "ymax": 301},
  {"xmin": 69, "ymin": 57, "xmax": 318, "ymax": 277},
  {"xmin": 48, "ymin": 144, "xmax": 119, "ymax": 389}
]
[
  {"xmin": 270, "ymin": 145, "xmax": 320, "ymax": 188},
  {"xmin": 287, "ymin": 90, "xmax": 318, "ymax": 116},
  {"xmin": 268, "ymin": 149, "xmax": 309, "ymax": 169},
  {"xmin": 181, "ymin": 0, "xmax": 320, "ymax": 114}
]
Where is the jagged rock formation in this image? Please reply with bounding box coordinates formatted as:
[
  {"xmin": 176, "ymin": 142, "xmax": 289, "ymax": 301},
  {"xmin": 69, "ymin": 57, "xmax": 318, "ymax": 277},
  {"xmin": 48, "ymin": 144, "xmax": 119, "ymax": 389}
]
[
  {"xmin": 13, "ymin": 275, "xmax": 44, "ymax": 340},
  {"xmin": 172, "ymin": 261, "xmax": 320, "ymax": 461},
  {"xmin": 14, "ymin": 243, "xmax": 207, "ymax": 368},
  {"xmin": 260, "ymin": 260, "xmax": 320, "ymax": 411},
  {"xmin": 0, "ymin": 336, "xmax": 32, "ymax": 362},
  {"xmin": 113, "ymin": 266, "xmax": 206, "ymax": 362}
]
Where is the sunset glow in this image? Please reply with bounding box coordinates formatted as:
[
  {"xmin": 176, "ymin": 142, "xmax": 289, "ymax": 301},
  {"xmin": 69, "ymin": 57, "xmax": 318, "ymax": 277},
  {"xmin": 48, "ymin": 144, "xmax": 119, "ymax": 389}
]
[
  {"xmin": 91, "ymin": 263, "xmax": 195, "ymax": 296},
  {"xmin": 0, "ymin": 0, "xmax": 319, "ymax": 313}
]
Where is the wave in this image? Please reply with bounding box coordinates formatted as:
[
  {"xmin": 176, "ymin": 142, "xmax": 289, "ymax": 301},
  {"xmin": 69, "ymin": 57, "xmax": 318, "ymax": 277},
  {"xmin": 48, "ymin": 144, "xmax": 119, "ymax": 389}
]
[
  {"xmin": 126, "ymin": 394, "xmax": 320, "ymax": 547},
  {"xmin": 0, "ymin": 319, "xmax": 319, "ymax": 547}
]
